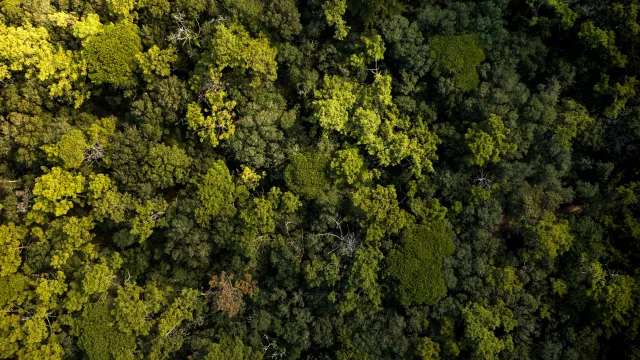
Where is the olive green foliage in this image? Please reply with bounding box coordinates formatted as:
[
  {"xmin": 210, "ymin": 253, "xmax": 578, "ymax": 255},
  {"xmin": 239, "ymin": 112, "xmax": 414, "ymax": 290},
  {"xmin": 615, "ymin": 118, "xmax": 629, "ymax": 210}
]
[
  {"xmin": 352, "ymin": 185, "xmax": 411, "ymax": 242},
  {"xmin": 284, "ymin": 152, "xmax": 330, "ymax": 199},
  {"xmin": 429, "ymin": 34, "xmax": 485, "ymax": 92},
  {"xmin": 195, "ymin": 160, "xmax": 237, "ymax": 227},
  {"xmin": 526, "ymin": 211, "xmax": 573, "ymax": 261},
  {"xmin": 83, "ymin": 22, "xmax": 142, "ymax": 87},
  {"xmin": 205, "ymin": 22, "xmax": 278, "ymax": 86},
  {"xmin": 3, "ymin": 1, "xmax": 640, "ymax": 359},
  {"xmin": 41, "ymin": 129, "xmax": 89, "ymax": 169},
  {"xmin": 75, "ymin": 300, "xmax": 137, "ymax": 360},
  {"xmin": 0, "ymin": 223, "xmax": 26, "ymax": 276},
  {"xmin": 386, "ymin": 222, "xmax": 455, "ymax": 306}
]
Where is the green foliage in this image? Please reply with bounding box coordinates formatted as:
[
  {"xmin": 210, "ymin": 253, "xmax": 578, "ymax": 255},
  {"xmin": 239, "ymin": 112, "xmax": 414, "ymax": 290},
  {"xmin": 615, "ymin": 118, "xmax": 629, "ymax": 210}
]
[
  {"xmin": 113, "ymin": 282, "xmax": 166, "ymax": 336},
  {"xmin": 579, "ymin": 21, "xmax": 627, "ymax": 67},
  {"xmin": 157, "ymin": 288, "xmax": 199, "ymax": 336},
  {"xmin": 323, "ymin": 0, "xmax": 350, "ymax": 40},
  {"xmin": 136, "ymin": 45, "xmax": 177, "ymax": 82},
  {"xmin": 185, "ymin": 93, "xmax": 236, "ymax": 148},
  {"xmin": 462, "ymin": 301, "xmax": 517, "ymax": 360},
  {"xmin": 41, "ymin": 129, "xmax": 89, "ymax": 169},
  {"xmin": 465, "ymin": 114, "xmax": 517, "ymax": 166},
  {"xmin": 31, "ymin": 167, "xmax": 84, "ymax": 218},
  {"xmin": 205, "ymin": 335, "xmax": 263, "ymax": 360},
  {"xmin": 284, "ymin": 152, "xmax": 330, "ymax": 199},
  {"xmin": 3, "ymin": 1, "xmax": 640, "ymax": 358},
  {"xmin": 195, "ymin": 161, "xmax": 237, "ymax": 227},
  {"xmin": 313, "ymin": 74, "xmax": 440, "ymax": 173},
  {"xmin": 429, "ymin": 34, "xmax": 485, "ymax": 92},
  {"xmin": 594, "ymin": 74, "xmax": 638, "ymax": 118},
  {"xmin": 348, "ymin": 0, "xmax": 404, "ymax": 26},
  {"xmin": 352, "ymin": 185, "xmax": 411, "ymax": 242},
  {"xmin": 331, "ymin": 148, "xmax": 372, "ymax": 185},
  {"xmin": 0, "ymin": 223, "xmax": 26, "ymax": 276},
  {"xmin": 106, "ymin": 0, "xmax": 135, "ymax": 17},
  {"xmin": 386, "ymin": 222, "xmax": 455, "ymax": 306},
  {"xmin": 0, "ymin": 22, "xmax": 88, "ymax": 106},
  {"xmin": 83, "ymin": 21, "xmax": 142, "ymax": 88},
  {"xmin": 75, "ymin": 300, "xmax": 137, "ymax": 360},
  {"xmin": 553, "ymin": 99, "xmax": 594, "ymax": 150},
  {"xmin": 526, "ymin": 211, "xmax": 573, "ymax": 261},
  {"xmin": 208, "ymin": 23, "xmax": 278, "ymax": 86},
  {"xmin": 586, "ymin": 262, "xmax": 637, "ymax": 337},
  {"xmin": 339, "ymin": 245, "xmax": 384, "ymax": 317},
  {"xmin": 416, "ymin": 337, "xmax": 440, "ymax": 360}
]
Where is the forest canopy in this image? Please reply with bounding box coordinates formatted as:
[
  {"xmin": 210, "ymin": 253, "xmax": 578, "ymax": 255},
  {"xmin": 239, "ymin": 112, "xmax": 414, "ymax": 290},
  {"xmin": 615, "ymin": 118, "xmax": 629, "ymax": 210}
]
[{"xmin": 1, "ymin": 0, "xmax": 640, "ymax": 359}]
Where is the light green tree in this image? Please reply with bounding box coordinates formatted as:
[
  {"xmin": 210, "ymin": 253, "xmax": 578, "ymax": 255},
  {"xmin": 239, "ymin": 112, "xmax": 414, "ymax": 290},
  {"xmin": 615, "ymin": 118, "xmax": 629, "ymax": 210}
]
[
  {"xmin": 465, "ymin": 114, "xmax": 516, "ymax": 166},
  {"xmin": 323, "ymin": 0, "xmax": 350, "ymax": 40},
  {"xmin": 553, "ymin": 99, "xmax": 594, "ymax": 150},
  {"xmin": 136, "ymin": 45, "xmax": 178, "ymax": 83},
  {"xmin": 339, "ymin": 245, "xmax": 384, "ymax": 317},
  {"xmin": 31, "ymin": 167, "xmax": 85, "ymax": 218},
  {"xmin": 526, "ymin": 211, "xmax": 573, "ymax": 261},
  {"xmin": 352, "ymin": 185, "xmax": 411, "ymax": 242},
  {"xmin": 185, "ymin": 93, "xmax": 236, "ymax": 148},
  {"xmin": 462, "ymin": 301, "xmax": 517, "ymax": 360},
  {"xmin": 331, "ymin": 148, "xmax": 372, "ymax": 185},
  {"xmin": 82, "ymin": 263, "xmax": 115, "ymax": 296},
  {"xmin": 0, "ymin": 22, "xmax": 88, "ymax": 106},
  {"xmin": 586, "ymin": 261, "xmax": 637, "ymax": 337},
  {"xmin": 113, "ymin": 282, "xmax": 166, "ymax": 336},
  {"xmin": 195, "ymin": 161, "xmax": 237, "ymax": 227},
  {"xmin": 0, "ymin": 223, "xmax": 27, "ymax": 276}
]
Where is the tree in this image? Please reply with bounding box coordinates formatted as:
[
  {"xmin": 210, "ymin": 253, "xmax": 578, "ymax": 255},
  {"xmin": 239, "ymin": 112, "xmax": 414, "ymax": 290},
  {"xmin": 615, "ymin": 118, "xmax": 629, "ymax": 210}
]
[
  {"xmin": 0, "ymin": 22, "xmax": 88, "ymax": 106},
  {"xmin": 553, "ymin": 99, "xmax": 594, "ymax": 150},
  {"xmin": 339, "ymin": 245, "xmax": 384, "ymax": 317},
  {"xmin": 193, "ymin": 22, "xmax": 278, "ymax": 88},
  {"xmin": 75, "ymin": 299, "xmax": 137, "ymax": 360},
  {"xmin": 462, "ymin": 301, "xmax": 517, "ymax": 360},
  {"xmin": 386, "ymin": 222, "xmax": 455, "ymax": 306},
  {"xmin": 112, "ymin": 282, "xmax": 166, "ymax": 336},
  {"xmin": 157, "ymin": 288, "xmax": 200, "ymax": 337},
  {"xmin": 465, "ymin": 114, "xmax": 516, "ymax": 166},
  {"xmin": 30, "ymin": 167, "xmax": 84, "ymax": 219},
  {"xmin": 208, "ymin": 272, "xmax": 258, "ymax": 317},
  {"xmin": 82, "ymin": 21, "xmax": 142, "ymax": 88},
  {"xmin": 331, "ymin": 147, "xmax": 372, "ymax": 186},
  {"xmin": 185, "ymin": 93, "xmax": 236, "ymax": 148},
  {"xmin": 41, "ymin": 129, "xmax": 89, "ymax": 169},
  {"xmin": 205, "ymin": 335, "xmax": 262, "ymax": 360},
  {"xmin": 0, "ymin": 223, "xmax": 27, "ymax": 276},
  {"xmin": 323, "ymin": 0, "xmax": 350, "ymax": 40},
  {"xmin": 586, "ymin": 262, "xmax": 637, "ymax": 338},
  {"xmin": 578, "ymin": 21, "xmax": 627, "ymax": 68},
  {"xmin": 525, "ymin": 211, "xmax": 573, "ymax": 261},
  {"xmin": 136, "ymin": 45, "xmax": 178, "ymax": 83},
  {"xmin": 352, "ymin": 185, "xmax": 411, "ymax": 242},
  {"xmin": 284, "ymin": 152, "xmax": 331, "ymax": 199},
  {"xmin": 416, "ymin": 337, "xmax": 440, "ymax": 360},
  {"xmin": 195, "ymin": 160, "xmax": 237, "ymax": 227},
  {"xmin": 428, "ymin": 34, "xmax": 485, "ymax": 92}
]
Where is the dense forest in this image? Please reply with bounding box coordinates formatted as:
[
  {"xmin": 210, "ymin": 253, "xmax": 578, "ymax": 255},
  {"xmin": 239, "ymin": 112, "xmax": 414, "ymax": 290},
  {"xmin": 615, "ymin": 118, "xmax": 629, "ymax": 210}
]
[{"xmin": 1, "ymin": 0, "xmax": 640, "ymax": 358}]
